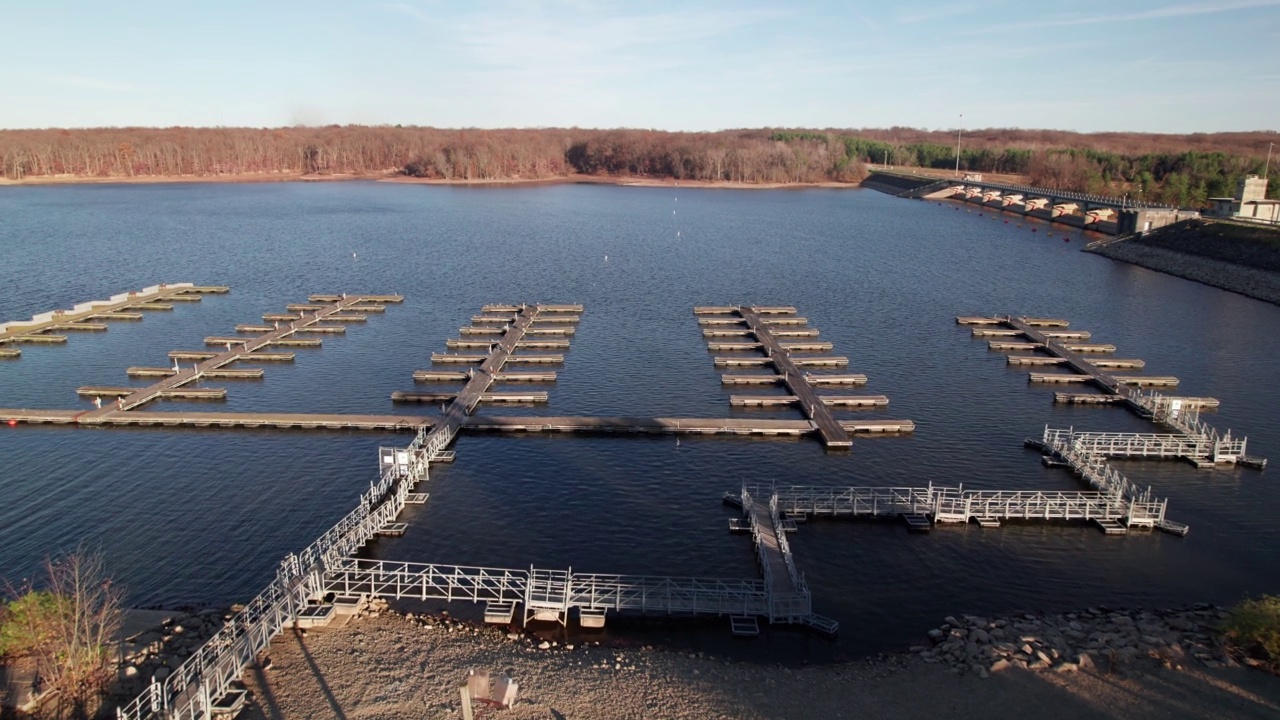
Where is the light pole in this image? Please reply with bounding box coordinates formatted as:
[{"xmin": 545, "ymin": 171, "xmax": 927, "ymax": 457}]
[
  {"xmin": 1266, "ymin": 142, "xmax": 1275, "ymax": 183},
  {"xmin": 955, "ymin": 114, "xmax": 964, "ymax": 178}
]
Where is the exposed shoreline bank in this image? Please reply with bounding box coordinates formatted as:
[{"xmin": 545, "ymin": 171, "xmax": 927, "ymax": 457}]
[
  {"xmin": 81, "ymin": 601, "xmax": 1280, "ymax": 720},
  {"xmin": 233, "ymin": 602, "xmax": 1279, "ymax": 720},
  {"xmin": 1088, "ymin": 243, "xmax": 1280, "ymax": 305},
  {"xmin": 0, "ymin": 172, "xmax": 861, "ymax": 190}
]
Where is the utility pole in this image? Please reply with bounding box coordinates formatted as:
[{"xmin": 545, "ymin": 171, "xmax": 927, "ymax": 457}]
[
  {"xmin": 1266, "ymin": 142, "xmax": 1275, "ymax": 186},
  {"xmin": 955, "ymin": 114, "xmax": 964, "ymax": 178}
]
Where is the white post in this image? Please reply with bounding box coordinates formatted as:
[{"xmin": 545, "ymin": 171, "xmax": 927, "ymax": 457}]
[{"xmin": 955, "ymin": 113, "xmax": 963, "ymax": 178}]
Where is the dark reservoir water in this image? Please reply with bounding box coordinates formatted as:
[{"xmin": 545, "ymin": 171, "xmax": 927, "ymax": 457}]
[{"xmin": 1, "ymin": 181, "xmax": 1277, "ymax": 657}]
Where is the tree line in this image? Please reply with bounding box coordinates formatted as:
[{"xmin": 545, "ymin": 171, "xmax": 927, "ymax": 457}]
[{"xmin": 1, "ymin": 126, "xmax": 1275, "ymax": 207}]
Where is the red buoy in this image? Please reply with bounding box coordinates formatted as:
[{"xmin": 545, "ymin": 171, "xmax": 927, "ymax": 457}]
[{"xmin": 6, "ymin": 418, "xmax": 16, "ymax": 427}]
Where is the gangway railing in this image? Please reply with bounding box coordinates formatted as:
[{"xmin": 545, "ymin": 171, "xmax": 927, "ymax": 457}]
[
  {"xmin": 1128, "ymin": 388, "xmax": 1253, "ymax": 463},
  {"xmin": 763, "ymin": 485, "xmax": 935, "ymax": 517},
  {"xmin": 117, "ymin": 426, "xmax": 438, "ymax": 720},
  {"xmin": 322, "ymin": 559, "xmax": 778, "ymax": 621},
  {"xmin": 324, "ymin": 559, "xmax": 527, "ymax": 604}
]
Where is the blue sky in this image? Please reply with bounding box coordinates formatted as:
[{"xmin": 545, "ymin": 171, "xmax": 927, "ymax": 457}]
[{"xmin": 2, "ymin": 0, "xmax": 1278, "ymax": 132}]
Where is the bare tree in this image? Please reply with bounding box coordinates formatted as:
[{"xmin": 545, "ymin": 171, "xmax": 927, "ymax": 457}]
[{"xmin": 7, "ymin": 546, "xmax": 124, "ymax": 717}]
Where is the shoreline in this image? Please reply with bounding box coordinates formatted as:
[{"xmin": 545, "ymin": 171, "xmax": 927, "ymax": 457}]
[
  {"xmin": 224, "ymin": 602, "xmax": 1278, "ymax": 720},
  {"xmin": 0, "ymin": 172, "xmax": 863, "ymax": 190},
  {"xmin": 1087, "ymin": 239, "xmax": 1280, "ymax": 306},
  {"xmin": 85, "ymin": 601, "xmax": 1280, "ymax": 720}
]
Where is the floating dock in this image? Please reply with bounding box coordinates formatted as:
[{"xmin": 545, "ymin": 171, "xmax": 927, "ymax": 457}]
[
  {"xmin": 962, "ymin": 314, "xmax": 1263, "ymax": 468},
  {"xmin": 0, "ymin": 283, "xmax": 227, "ymax": 360},
  {"xmin": 695, "ymin": 306, "xmax": 913, "ymax": 449},
  {"xmin": 66, "ymin": 294, "xmax": 394, "ymax": 415}
]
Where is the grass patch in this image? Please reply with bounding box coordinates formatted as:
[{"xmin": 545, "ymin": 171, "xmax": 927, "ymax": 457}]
[{"xmin": 1222, "ymin": 595, "xmax": 1280, "ymax": 673}]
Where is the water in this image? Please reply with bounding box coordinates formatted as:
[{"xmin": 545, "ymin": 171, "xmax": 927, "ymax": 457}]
[{"xmin": 1, "ymin": 182, "xmax": 1278, "ymax": 656}]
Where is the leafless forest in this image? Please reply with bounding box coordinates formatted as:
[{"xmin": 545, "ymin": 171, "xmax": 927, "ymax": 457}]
[{"xmin": 1, "ymin": 126, "xmax": 1276, "ymax": 206}]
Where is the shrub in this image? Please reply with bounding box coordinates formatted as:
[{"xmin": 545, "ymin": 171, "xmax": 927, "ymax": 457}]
[
  {"xmin": 1222, "ymin": 595, "xmax": 1280, "ymax": 672},
  {"xmin": 0, "ymin": 590, "xmax": 62, "ymax": 658},
  {"xmin": 1, "ymin": 548, "xmax": 124, "ymax": 714}
]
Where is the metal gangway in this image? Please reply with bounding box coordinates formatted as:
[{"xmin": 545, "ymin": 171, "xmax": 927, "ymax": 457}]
[
  {"xmin": 1127, "ymin": 388, "xmax": 1261, "ymax": 466},
  {"xmin": 320, "ymin": 558, "xmax": 779, "ymax": 623},
  {"xmin": 763, "ymin": 484, "xmax": 1172, "ymax": 531},
  {"xmin": 736, "ymin": 486, "xmax": 837, "ymax": 632},
  {"xmin": 1036, "ymin": 429, "xmax": 1187, "ymax": 535},
  {"xmin": 117, "ymin": 425, "xmax": 442, "ymax": 720}
]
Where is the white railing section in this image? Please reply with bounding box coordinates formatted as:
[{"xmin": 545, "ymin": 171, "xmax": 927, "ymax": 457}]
[
  {"xmin": 768, "ymin": 494, "xmax": 802, "ymax": 590},
  {"xmin": 1127, "ymin": 388, "xmax": 1249, "ymax": 462},
  {"xmin": 320, "ymin": 559, "xmax": 775, "ymax": 620},
  {"xmin": 761, "ymin": 485, "xmax": 936, "ymax": 517},
  {"xmin": 1041, "ymin": 428, "xmax": 1154, "ymax": 503},
  {"xmin": 118, "ymin": 427, "xmax": 437, "ymax": 720},
  {"xmin": 740, "ymin": 487, "xmax": 774, "ymax": 594},
  {"xmin": 568, "ymin": 573, "xmax": 769, "ymax": 617},
  {"xmin": 324, "ymin": 559, "xmax": 527, "ymax": 604},
  {"xmin": 756, "ymin": 483, "xmax": 1168, "ymax": 529}
]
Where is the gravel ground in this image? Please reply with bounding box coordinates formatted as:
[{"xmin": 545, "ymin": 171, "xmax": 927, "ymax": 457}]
[{"xmin": 237, "ymin": 610, "xmax": 1280, "ymax": 720}]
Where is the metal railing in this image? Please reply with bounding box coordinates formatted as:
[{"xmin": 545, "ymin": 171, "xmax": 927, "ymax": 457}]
[
  {"xmin": 117, "ymin": 427, "xmax": 436, "ymax": 720},
  {"xmin": 1128, "ymin": 388, "xmax": 1249, "ymax": 461},
  {"xmin": 321, "ymin": 559, "xmax": 776, "ymax": 620},
  {"xmin": 948, "ymin": 179, "xmax": 1172, "ymax": 209},
  {"xmin": 324, "ymin": 559, "xmax": 526, "ymax": 604},
  {"xmin": 764, "ymin": 484, "xmax": 936, "ymax": 517}
]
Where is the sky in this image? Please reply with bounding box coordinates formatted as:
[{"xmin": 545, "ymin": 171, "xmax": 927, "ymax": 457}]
[{"xmin": 2, "ymin": 0, "xmax": 1278, "ymax": 133}]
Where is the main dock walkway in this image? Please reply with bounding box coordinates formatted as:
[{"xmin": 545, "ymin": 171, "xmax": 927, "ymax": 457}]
[{"xmin": 695, "ymin": 305, "xmax": 913, "ymax": 449}]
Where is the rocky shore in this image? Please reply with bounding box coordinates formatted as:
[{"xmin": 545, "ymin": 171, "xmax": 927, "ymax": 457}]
[
  {"xmin": 1088, "ymin": 221, "xmax": 1280, "ymax": 306},
  {"xmin": 187, "ymin": 600, "xmax": 1279, "ymax": 719},
  {"xmin": 914, "ymin": 604, "xmax": 1246, "ymax": 677},
  {"xmin": 72, "ymin": 599, "xmax": 1278, "ymax": 719},
  {"xmin": 109, "ymin": 608, "xmax": 231, "ymax": 703}
]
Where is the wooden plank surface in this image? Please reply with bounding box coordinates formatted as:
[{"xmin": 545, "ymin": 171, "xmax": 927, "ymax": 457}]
[{"xmin": 739, "ymin": 307, "xmax": 852, "ymax": 449}]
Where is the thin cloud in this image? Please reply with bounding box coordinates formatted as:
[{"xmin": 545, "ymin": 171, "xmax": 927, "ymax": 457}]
[
  {"xmin": 896, "ymin": 2, "xmax": 985, "ymax": 25},
  {"xmin": 964, "ymin": 0, "xmax": 1280, "ymax": 33},
  {"xmin": 383, "ymin": 3, "xmax": 431, "ymax": 26},
  {"xmin": 44, "ymin": 75, "xmax": 144, "ymax": 93}
]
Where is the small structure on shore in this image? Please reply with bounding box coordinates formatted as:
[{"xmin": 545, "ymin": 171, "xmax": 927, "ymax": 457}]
[{"xmin": 1208, "ymin": 175, "xmax": 1280, "ymax": 224}]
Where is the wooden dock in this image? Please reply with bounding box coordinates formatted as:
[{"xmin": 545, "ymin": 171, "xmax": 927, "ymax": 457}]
[
  {"xmin": 964, "ymin": 314, "xmax": 1262, "ymax": 468},
  {"xmin": 413, "ymin": 370, "xmax": 557, "ymax": 383},
  {"xmin": 0, "ymin": 409, "xmax": 913, "ymax": 437},
  {"xmin": 4, "ymin": 298, "xmax": 914, "ymax": 448},
  {"xmin": 699, "ymin": 306, "xmax": 864, "ymax": 448},
  {"xmin": 0, "ymin": 283, "xmax": 228, "ymax": 360},
  {"xmin": 729, "ymin": 395, "xmax": 888, "ymax": 408},
  {"xmin": 689, "ymin": 305, "xmax": 916, "ymax": 448},
  {"xmin": 71, "ymin": 293, "xmax": 394, "ymax": 416},
  {"xmin": 391, "ymin": 391, "xmax": 549, "ymax": 404}
]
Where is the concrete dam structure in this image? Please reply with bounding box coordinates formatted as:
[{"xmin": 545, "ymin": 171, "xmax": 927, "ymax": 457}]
[{"xmin": 864, "ymin": 171, "xmax": 1198, "ymax": 236}]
